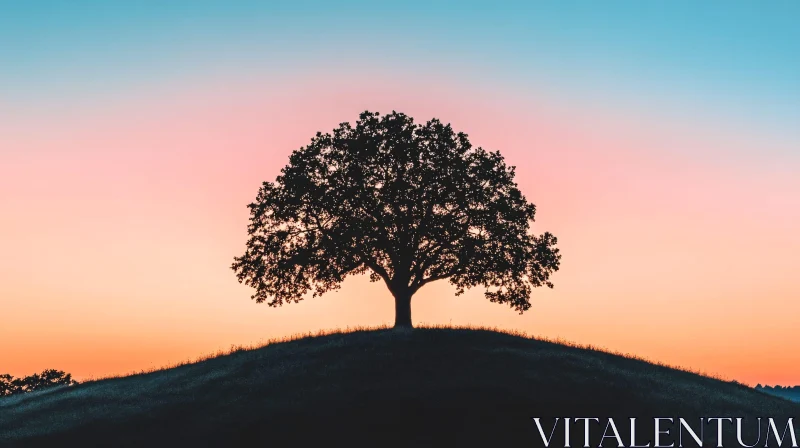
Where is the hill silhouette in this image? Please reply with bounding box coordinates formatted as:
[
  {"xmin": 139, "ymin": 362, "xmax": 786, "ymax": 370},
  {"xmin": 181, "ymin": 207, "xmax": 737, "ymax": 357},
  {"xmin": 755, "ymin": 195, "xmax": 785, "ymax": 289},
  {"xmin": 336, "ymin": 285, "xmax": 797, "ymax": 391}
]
[
  {"xmin": 757, "ymin": 384, "xmax": 800, "ymax": 402},
  {"xmin": 1, "ymin": 327, "xmax": 798, "ymax": 447}
]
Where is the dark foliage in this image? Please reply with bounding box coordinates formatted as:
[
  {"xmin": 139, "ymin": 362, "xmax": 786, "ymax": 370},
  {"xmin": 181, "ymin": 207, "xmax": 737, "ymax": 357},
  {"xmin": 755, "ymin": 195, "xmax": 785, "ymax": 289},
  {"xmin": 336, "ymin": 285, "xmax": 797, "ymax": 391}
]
[
  {"xmin": 756, "ymin": 384, "xmax": 800, "ymax": 402},
  {"xmin": 232, "ymin": 111, "xmax": 561, "ymax": 327},
  {"xmin": 0, "ymin": 374, "xmax": 17, "ymax": 397},
  {"xmin": 0, "ymin": 370, "xmax": 78, "ymax": 397}
]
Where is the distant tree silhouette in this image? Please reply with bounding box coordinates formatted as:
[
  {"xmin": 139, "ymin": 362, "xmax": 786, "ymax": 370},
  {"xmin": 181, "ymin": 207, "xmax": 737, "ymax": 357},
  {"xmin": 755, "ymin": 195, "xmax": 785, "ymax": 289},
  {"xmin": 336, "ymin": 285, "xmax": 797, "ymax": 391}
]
[
  {"xmin": 233, "ymin": 111, "xmax": 561, "ymax": 328},
  {"xmin": 22, "ymin": 369, "xmax": 78, "ymax": 392},
  {"xmin": 755, "ymin": 383, "xmax": 800, "ymax": 403},
  {"xmin": 0, "ymin": 374, "xmax": 18, "ymax": 397},
  {"xmin": 0, "ymin": 370, "xmax": 77, "ymax": 397}
]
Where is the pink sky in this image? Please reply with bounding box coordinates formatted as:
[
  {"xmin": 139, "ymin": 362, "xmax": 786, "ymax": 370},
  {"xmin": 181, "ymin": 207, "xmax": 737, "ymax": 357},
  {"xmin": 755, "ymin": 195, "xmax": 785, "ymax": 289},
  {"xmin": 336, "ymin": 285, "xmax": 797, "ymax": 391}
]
[{"xmin": 2, "ymin": 72, "xmax": 798, "ymax": 385}]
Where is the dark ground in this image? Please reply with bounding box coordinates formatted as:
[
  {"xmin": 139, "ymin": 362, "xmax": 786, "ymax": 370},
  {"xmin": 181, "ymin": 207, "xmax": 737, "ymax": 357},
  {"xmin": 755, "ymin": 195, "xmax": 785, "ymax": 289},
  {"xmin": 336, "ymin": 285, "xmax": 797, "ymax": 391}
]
[{"xmin": 1, "ymin": 328, "xmax": 798, "ymax": 447}]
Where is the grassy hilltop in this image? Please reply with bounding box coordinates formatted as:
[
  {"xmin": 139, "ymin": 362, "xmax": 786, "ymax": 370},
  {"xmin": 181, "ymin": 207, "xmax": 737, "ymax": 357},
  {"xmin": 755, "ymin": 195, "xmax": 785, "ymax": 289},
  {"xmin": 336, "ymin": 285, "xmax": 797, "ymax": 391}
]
[{"xmin": 1, "ymin": 327, "xmax": 798, "ymax": 447}]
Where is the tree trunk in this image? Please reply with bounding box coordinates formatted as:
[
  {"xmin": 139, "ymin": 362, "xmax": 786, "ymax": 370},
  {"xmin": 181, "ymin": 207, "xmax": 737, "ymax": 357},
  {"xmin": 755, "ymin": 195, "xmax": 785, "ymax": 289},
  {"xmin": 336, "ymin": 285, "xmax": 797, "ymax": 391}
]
[{"xmin": 393, "ymin": 290, "xmax": 413, "ymax": 328}]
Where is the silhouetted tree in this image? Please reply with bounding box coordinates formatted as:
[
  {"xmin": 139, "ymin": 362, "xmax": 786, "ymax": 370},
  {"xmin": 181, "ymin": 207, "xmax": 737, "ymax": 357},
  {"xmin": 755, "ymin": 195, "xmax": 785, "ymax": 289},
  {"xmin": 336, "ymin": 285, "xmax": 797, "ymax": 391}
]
[
  {"xmin": 22, "ymin": 369, "xmax": 77, "ymax": 392},
  {"xmin": 0, "ymin": 374, "xmax": 18, "ymax": 397},
  {"xmin": 232, "ymin": 111, "xmax": 561, "ymax": 328},
  {"xmin": 0, "ymin": 370, "xmax": 77, "ymax": 397}
]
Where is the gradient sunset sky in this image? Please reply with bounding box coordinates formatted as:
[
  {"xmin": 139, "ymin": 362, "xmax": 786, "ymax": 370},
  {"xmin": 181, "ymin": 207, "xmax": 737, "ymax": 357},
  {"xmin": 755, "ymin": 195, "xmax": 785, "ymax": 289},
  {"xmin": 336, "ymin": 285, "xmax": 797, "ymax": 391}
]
[{"xmin": 2, "ymin": 1, "xmax": 798, "ymax": 386}]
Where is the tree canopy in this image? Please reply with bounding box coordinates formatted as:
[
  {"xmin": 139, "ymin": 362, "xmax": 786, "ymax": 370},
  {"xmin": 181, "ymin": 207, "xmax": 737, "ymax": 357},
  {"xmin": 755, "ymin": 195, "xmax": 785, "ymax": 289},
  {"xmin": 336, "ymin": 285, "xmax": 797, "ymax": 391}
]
[
  {"xmin": 232, "ymin": 111, "xmax": 560, "ymax": 327},
  {"xmin": 0, "ymin": 370, "xmax": 78, "ymax": 397}
]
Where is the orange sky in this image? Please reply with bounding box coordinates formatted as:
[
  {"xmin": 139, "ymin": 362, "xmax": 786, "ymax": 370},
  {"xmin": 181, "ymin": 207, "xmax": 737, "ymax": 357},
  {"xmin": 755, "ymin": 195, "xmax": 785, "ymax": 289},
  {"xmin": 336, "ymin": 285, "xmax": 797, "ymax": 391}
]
[{"xmin": 2, "ymin": 74, "xmax": 798, "ymax": 386}]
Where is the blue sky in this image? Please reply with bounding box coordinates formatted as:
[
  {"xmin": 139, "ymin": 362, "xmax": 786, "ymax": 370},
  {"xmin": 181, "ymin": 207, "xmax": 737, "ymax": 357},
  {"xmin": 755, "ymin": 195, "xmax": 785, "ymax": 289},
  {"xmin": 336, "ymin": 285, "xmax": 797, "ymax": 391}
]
[{"xmin": 1, "ymin": 1, "xmax": 798, "ymax": 132}]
